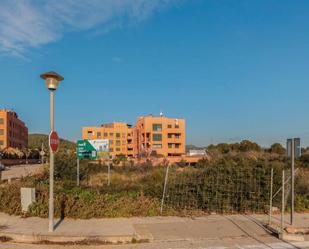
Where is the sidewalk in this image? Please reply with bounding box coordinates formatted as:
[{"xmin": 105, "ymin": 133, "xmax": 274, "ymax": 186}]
[{"xmin": 0, "ymin": 212, "xmax": 308, "ymax": 244}]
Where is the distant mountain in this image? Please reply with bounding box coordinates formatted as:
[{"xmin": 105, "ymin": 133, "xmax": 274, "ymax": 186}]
[{"xmin": 28, "ymin": 134, "xmax": 76, "ymax": 151}]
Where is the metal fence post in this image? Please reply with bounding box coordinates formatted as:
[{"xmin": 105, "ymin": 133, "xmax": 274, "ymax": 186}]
[
  {"xmin": 291, "ymin": 139, "xmax": 295, "ymax": 225},
  {"xmin": 160, "ymin": 165, "xmax": 170, "ymax": 215},
  {"xmin": 281, "ymin": 170, "xmax": 285, "ymax": 235},
  {"xmin": 269, "ymin": 168, "xmax": 273, "ymax": 225},
  {"xmin": 107, "ymin": 162, "xmax": 111, "ymax": 186}
]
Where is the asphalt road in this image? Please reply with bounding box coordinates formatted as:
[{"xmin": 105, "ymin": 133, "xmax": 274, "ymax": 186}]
[{"xmin": 1, "ymin": 238, "xmax": 309, "ymax": 249}]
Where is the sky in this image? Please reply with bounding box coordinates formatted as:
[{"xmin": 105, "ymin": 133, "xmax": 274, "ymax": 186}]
[{"xmin": 0, "ymin": 0, "xmax": 309, "ymax": 147}]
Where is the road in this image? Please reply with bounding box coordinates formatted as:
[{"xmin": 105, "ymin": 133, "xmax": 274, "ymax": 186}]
[
  {"xmin": 0, "ymin": 164, "xmax": 43, "ymax": 181},
  {"xmin": 1, "ymin": 239, "xmax": 309, "ymax": 249}
]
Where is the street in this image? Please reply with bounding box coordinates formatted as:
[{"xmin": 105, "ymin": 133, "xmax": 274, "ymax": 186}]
[
  {"xmin": 1, "ymin": 238, "xmax": 309, "ymax": 249},
  {"xmin": 0, "ymin": 164, "xmax": 43, "ymax": 181}
]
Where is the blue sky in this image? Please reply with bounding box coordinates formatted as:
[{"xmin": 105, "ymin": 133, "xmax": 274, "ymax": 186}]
[{"xmin": 0, "ymin": 0, "xmax": 309, "ymax": 147}]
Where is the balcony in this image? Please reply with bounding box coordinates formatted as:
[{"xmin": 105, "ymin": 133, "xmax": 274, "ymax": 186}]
[{"xmin": 141, "ymin": 137, "xmax": 151, "ymax": 143}]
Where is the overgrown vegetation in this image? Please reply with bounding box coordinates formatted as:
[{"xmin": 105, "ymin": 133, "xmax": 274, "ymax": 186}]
[
  {"xmin": 0, "ymin": 139, "xmax": 308, "ymax": 218},
  {"xmin": 28, "ymin": 133, "xmax": 76, "ymax": 151}
]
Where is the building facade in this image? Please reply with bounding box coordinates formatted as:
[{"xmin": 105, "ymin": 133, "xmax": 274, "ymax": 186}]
[
  {"xmin": 135, "ymin": 115, "xmax": 185, "ymax": 157},
  {"xmin": 82, "ymin": 122, "xmax": 135, "ymax": 158},
  {"xmin": 82, "ymin": 115, "xmax": 186, "ymax": 158},
  {"xmin": 0, "ymin": 109, "xmax": 28, "ymax": 150}
]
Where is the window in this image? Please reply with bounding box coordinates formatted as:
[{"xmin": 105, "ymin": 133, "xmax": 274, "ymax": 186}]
[
  {"xmin": 116, "ymin": 148, "xmax": 121, "ymax": 152},
  {"xmin": 97, "ymin": 132, "xmax": 102, "ymax": 138},
  {"xmin": 168, "ymin": 143, "xmax": 173, "ymax": 148},
  {"xmin": 0, "ymin": 140, "xmax": 3, "ymax": 145},
  {"xmin": 0, "ymin": 118, "xmax": 3, "ymax": 124},
  {"xmin": 175, "ymin": 124, "xmax": 180, "ymax": 129},
  {"xmin": 167, "ymin": 124, "xmax": 172, "ymax": 128},
  {"xmin": 175, "ymin": 144, "xmax": 180, "ymax": 148},
  {"xmin": 153, "ymin": 124, "xmax": 162, "ymax": 131},
  {"xmin": 110, "ymin": 148, "xmax": 114, "ymax": 152},
  {"xmin": 109, "ymin": 132, "xmax": 114, "ymax": 137},
  {"xmin": 104, "ymin": 132, "xmax": 108, "ymax": 137},
  {"xmin": 109, "ymin": 140, "xmax": 114, "ymax": 145},
  {"xmin": 152, "ymin": 134, "xmax": 162, "ymax": 141},
  {"xmin": 153, "ymin": 144, "xmax": 162, "ymax": 148},
  {"xmin": 175, "ymin": 134, "xmax": 180, "ymax": 139},
  {"xmin": 116, "ymin": 140, "xmax": 121, "ymax": 146},
  {"xmin": 167, "ymin": 133, "xmax": 172, "ymax": 138},
  {"xmin": 0, "ymin": 129, "xmax": 3, "ymax": 135},
  {"xmin": 116, "ymin": 133, "xmax": 120, "ymax": 138}
]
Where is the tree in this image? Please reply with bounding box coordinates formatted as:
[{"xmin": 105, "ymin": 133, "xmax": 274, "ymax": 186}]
[
  {"xmin": 116, "ymin": 154, "xmax": 127, "ymax": 161},
  {"xmin": 239, "ymin": 140, "xmax": 261, "ymax": 152},
  {"xmin": 270, "ymin": 143, "xmax": 285, "ymax": 155}
]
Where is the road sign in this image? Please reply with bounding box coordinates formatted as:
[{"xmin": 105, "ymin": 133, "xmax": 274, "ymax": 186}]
[
  {"xmin": 287, "ymin": 138, "xmax": 301, "ymax": 158},
  {"xmin": 77, "ymin": 139, "xmax": 109, "ymax": 159},
  {"xmin": 49, "ymin": 131, "xmax": 59, "ymax": 153}
]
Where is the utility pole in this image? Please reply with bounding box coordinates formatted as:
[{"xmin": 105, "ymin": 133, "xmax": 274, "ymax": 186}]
[{"xmin": 49, "ymin": 90, "xmax": 55, "ymax": 232}]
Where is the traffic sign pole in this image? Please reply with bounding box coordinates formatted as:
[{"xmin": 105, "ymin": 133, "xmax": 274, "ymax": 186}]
[
  {"xmin": 287, "ymin": 137, "xmax": 301, "ymax": 226},
  {"xmin": 77, "ymin": 158, "xmax": 80, "ymax": 186}
]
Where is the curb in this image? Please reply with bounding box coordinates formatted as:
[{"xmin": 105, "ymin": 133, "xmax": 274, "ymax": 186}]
[
  {"xmin": 264, "ymin": 225, "xmax": 305, "ymax": 242},
  {"xmin": 0, "ymin": 231, "xmax": 136, "ymax": 245}
]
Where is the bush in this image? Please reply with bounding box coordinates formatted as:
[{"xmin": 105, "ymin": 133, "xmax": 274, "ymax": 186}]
[
  {"xmin": 28, "ymin": 187, "xmax": 162, "ymax": 218},
  {"xmin": 1, "ymin": 156, "xmax": 308, "ymax": 218},
  {"xmin": 0, "ymin": 184, "xmax": 22, "ymax": 216}
]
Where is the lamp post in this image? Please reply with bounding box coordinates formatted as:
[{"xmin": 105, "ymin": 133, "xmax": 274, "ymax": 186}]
[{"xmin": 40, "ymin": 71, "xmax": 64, "ymax": 232}]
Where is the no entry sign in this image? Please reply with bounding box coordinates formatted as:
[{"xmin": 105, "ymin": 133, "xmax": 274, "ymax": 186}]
[{"xmin": 49, "ymin": 131, "xmax": 59, "ymax": 153}]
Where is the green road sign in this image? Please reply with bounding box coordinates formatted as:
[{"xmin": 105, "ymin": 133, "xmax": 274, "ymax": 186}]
[{"xmin": 77, "ymin": 139, "xmax": 109, "ymax": 159}]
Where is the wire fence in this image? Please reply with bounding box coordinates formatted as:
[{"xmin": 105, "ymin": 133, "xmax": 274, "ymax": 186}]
[{"xmin": 162, "ymin": 165, "xmax": 275, "ymax": 214}]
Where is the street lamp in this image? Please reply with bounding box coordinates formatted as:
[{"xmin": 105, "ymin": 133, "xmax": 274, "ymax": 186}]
[{"xmin": 40, "ymin": 71, "xmax": 64, "ymax": 232}]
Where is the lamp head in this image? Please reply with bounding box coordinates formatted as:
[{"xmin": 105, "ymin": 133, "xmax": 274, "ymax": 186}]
[{"xmin": 40, "ymin": 71, "xmax": 64, "ymax": 90}]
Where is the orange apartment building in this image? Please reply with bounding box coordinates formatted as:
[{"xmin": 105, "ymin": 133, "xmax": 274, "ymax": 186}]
[
  {"xmin": 135, "ymin": 115, "xmax": 185, "ymax": 157},
  {"xmin": 0, "ymin": 109, "xmax": 28, "ymax": 150},
  {"xmin": 82, "ymin": 122, "xmax": 135, "ymax": 158},
  {"xmin": 82, "ymin": 115, "xmax": 186, "ymax": 158}
]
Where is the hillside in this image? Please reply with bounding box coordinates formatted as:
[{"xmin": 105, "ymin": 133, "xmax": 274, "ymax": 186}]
[
  {"xmin": 186, "ymin": 145, "xmax": 206, "ymax": 152},
  {"xmin": 28, "ymin": 134, "xmax": 76, "ymax": 151}
]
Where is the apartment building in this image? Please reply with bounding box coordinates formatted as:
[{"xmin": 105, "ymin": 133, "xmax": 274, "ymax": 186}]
[
  {"xmin": 82, "ymin": 122, "xmax": 135, "ymax": 157},
  {"xmin": 0, "ymin": 109, "xmax": 28, "ymax": 150},
  {"xmin": 82, "ymin": 115, "xmax": 185, "ymax": 158},
  {"xmin": 135, "ymin": 115, "xmax": 185, "ymax": 157}
]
